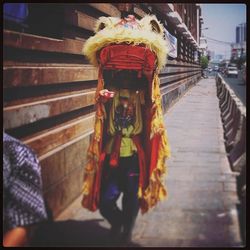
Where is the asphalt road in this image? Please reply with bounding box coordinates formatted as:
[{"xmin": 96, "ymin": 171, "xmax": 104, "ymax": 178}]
[{"xmin": 207, "ymin": 71, "xmax": 246, "ymax": 106}]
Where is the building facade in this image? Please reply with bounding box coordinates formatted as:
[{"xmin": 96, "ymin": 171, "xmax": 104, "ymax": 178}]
[
  {"xmin": 147, "ymin": 3, "xmax": 202, "ymax": 62},
  {"xmin": 236, "ymin": 23, "xmax": 246, "ymax": 44},
  {"xmin": 231, "ymin": 23, "xmax": 246, "ymax": 61},
  {"xmin": 199, "ymin": 37, "xmax": 208, "ymax": 56},
  {"xmin": 3, "ymin": 3, "xmax": 202, "ymax": 218},
  {"xmin": 207, "ymin": 50, "xmax": 215, "ymax": 60}
]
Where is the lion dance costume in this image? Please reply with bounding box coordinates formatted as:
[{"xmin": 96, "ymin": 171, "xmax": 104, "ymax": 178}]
[{"xmin": 81, "ymin": 13, "xmax": 171, "ymax": 242}]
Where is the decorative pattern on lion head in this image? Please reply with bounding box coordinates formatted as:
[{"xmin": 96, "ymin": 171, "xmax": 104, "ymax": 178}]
[{"xmin": 83, "ymin": 14, "xmax": 169, "ymax": 72}]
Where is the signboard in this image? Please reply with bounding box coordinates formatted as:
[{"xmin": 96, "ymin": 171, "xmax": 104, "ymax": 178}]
[
  {"xmin": 194, "ymin": 51, "xmax": 198, "ymax": 62},
  {"xmin": 164, "ymin": 29, "xmax": 177, "ymax": 58}
]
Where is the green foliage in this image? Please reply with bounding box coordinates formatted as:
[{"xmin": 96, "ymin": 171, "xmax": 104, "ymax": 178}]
[{"xmin": 200, "ymin": 55, "xmax": 209, "ymax": 69}]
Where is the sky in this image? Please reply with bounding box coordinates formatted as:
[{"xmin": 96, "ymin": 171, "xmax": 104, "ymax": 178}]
[{"xmin": 201, "ymin": 4, "xmax": 246, "ymax": 59}]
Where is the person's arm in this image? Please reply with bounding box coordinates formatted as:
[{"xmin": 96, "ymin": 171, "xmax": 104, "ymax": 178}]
[
  {"xmin": 3, "ymin": 227, "xmax": 29, "ymax": 247},
  {"xmin": 3, "ymin": 133, "xmax": 48, "ymax": 247},
  {"xmin": 98, "ymin": 89, "xmax": 115, "ymax": 103}
]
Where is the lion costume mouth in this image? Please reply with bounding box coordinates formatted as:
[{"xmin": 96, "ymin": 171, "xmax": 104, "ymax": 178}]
[{"xmin": 99, "ymin": 44, "xmax": 157, "ymax": 89}]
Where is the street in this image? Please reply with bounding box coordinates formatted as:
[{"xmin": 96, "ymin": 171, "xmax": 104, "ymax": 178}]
[
  {"xmin": 207, "ymin": 71, "xmax": 246, "ymax": 105},
  {"xmin": 221, "ymin": 75, "xmax": 246, "ymax": 106}
]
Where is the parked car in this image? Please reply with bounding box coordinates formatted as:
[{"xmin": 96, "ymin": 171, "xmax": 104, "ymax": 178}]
[
  {"xmin": 226, "ymin": 66, "xmax": 238, "ymax": 78},
  {"xmin": 221, "ymin": 67, "xmax": 227, "ymax": 75},
  {"xmin": 207, "ymin": 67, "xmax": 212, "ymax": 73},
  {"xmin": 202, "ymin": 69, "xmax": 208, "ymax": 78},
  {"xmin": 213, "ymin": 65, "xmax": 219, "ymax": 71}
]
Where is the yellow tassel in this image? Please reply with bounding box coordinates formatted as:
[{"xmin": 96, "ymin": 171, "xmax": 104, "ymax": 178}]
[
  {"xmin": 82, "ymin": 69, "xmax": 105, "ymax": 210},
  {"xmin": 137, "ymin": 187, "xmax": 142, "ymax": 198},
  {"xmin": 139, "ymin": 73, "xmax": 171, "ymax": 213}
]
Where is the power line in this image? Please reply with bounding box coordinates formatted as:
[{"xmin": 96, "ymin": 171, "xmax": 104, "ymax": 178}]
[
  {"xmin": 206, "ymin": 40, "xmax": 232, "ymax": 47},
  {"xmin": 204, "ymin": 36, "xmax": 232, "ymax": 45}
]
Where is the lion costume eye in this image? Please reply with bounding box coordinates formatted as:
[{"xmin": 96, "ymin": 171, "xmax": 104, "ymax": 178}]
[
  {"xmin": 139, "ymin": 15, "xmax": 164, "ymax": 37},
  {"xmin": 94, "ymin": 17, "xmax": 109, "ymax": 32},
  {"xmin": 150, "ymin": 19, "xmax": 161, "ymax": 34},
  {"xmin": 94, "ymin": 17, "xmax": 120, "ymax": 33},
  {"xmin": 97, "ymin": 22, "xmax": 106, "ymax": 31}
]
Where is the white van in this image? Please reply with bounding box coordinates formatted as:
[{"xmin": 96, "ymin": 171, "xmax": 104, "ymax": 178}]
[{"xmin": 226, "ymin": 66, "xmax": 238, "ymax": 78}]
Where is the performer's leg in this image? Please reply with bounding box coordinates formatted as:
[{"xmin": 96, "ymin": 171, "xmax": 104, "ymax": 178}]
[
  {"xmin": 99, "ymin": 180, "xmax": 122, "ymax": 228},
  {"xmin": 121, "ymin": 154, "xmax": 140, "ymax": 243},
  {"xmin": 99, "ymin": 156, "xmax": 123, "ymax": 235}
]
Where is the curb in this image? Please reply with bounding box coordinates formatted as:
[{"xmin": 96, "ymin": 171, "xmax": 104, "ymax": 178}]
[
  {"xmin": 216, "ymin": 73, "xmax": 246, "ymax": 244},
  {"xmin": 216, "ymin": 74, "xmax": 246, "ymax": 172}
]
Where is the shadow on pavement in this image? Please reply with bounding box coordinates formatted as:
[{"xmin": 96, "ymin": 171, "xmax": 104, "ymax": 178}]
[
  {"xmin": 30, "ymin": 219, "xmax": 142, "ymax": 247},
  {"xmin": 31, "ymin": 219, "xmax": 110, "ymax": 247},
  {"xmin": 236, "ymin": 203, "xmax": 246, "ymax": 246}
]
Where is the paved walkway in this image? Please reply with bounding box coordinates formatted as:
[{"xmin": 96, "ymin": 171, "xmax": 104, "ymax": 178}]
[
  {"xmin": 132, "ymin": 78, "xmax": 242, "ymax": 247},
  {"xmin": 32, "ymin": 78, "xmax": 243, "ymax": 247}
]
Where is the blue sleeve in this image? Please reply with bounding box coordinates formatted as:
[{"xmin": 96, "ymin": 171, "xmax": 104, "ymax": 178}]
[{"xmin": 3, "ymin": 3, "xmax": 29, "ymax": 23}]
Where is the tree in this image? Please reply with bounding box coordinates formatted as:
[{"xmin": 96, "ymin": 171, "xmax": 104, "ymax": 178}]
[{"xmin": 200, "ymin": 55, "xmax": 209, "ymax": 69}]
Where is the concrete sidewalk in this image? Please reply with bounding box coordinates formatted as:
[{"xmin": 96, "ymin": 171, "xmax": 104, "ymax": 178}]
[
  {"xmin": 132, "ymin": 78, "xmax": 242, "ymax": 247},
  {"xmin": 32, "ymin": 78, "xmax": 243, "ymax": 247}
]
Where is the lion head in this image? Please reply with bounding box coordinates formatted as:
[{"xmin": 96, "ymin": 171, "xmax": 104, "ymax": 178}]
[{"xmin": 83, "ymin": 14, "xmax": 169, "ymax": 72}]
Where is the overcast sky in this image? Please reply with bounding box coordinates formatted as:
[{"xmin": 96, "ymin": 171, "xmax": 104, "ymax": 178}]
[{"xmin": 201, "ymin": 4, "xmax": 246, "ymax": 59}]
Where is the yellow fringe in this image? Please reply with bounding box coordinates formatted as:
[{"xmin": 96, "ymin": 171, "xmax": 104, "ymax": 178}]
[
  {"xmin": 83, "ymin": 15, "xmax": 169, "ymax": 71},
  {"xmin": 139, "ymin": 73, "xmax": 171, "ymax": 214},
  {"xmin": 81, "ymin": 71, "xmax": 105, "ymax": 209}
]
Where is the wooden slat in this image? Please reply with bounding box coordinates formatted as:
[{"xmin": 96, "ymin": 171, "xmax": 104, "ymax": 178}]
[
  {"xmin": 160, "ymin": 66, "xmax": 201, "ymax": 74},
  {"xmin": 4, "ymin": 90, "xmax": 95, "ymax": 129},
  {"xmin": 64, "ymin": 9, "xmax": 96, "ymax": 32},
  {"xmin": 4, "ymin": 30, "xmax": 85, "ymax": 55},
  {"xmin": 40, "ymin": 135, "xmax": 90, "ymax": 190},
  {"xmin": 22, "ymin": 114, "xmax": 95, "ymax": 157},
  {"xmin": 3, "ymin": 65, "xmax": 98, "ymax": 87},
  {"xmin": 88, "ymin": 3, "xmax": 120, "ymax": 17},
  {"xmin": 4, "ymin": 83, "xmax": 96, "ymax": 106},
  {"xmin": 43, "ymin": 165, "xmax": 83, "ymax": 218},
  {"xmin": 62, "ymin": 29, "xmax": 86, "ymax": 41},
  {"xmin": 161, "ymin": 73, "xmax": 200, "ymax": 114},
  {"xmin": 134, "ymin": 6, "xmax": 147, "ymax": 18},
  {"xmin": 160, "ymin": 70, "xmax": 200, "ymax": 85},
  {"xmin": 39, "ymin": 129, "xmax": 93, "ymax": 161},
  {"xmin": 152, "ymin": 3, "xmax": 175, "ymax": 15},
  {"xmin": 165, "ymin": 60, "xmax": 201, "ymax": 68},
  {"xmin": 75, "ymin": 11, "xmax": 96, "ymax": 31},
  {"xmin": 161, "ymin": 72, "xmax": 200, "ymax": 94},
  {"xmin": 3, "ymin": 62, "xmax": 89, "ymax": 67},
  {"xmin": 3, "ymin": 63, "xmax": 199, "ymax": 89}
]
